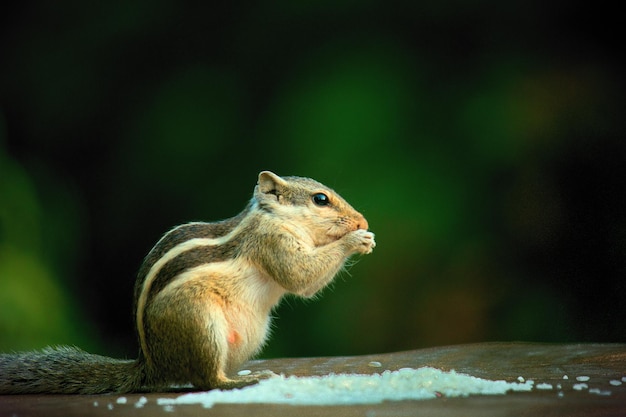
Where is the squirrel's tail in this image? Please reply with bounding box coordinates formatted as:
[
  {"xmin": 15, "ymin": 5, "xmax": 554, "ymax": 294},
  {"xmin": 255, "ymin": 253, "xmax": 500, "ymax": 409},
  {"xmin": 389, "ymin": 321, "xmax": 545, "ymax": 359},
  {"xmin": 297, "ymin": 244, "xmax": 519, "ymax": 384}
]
[{"xmin": 0, "ymin": 346, "xmax": 144, "ymax": 394}]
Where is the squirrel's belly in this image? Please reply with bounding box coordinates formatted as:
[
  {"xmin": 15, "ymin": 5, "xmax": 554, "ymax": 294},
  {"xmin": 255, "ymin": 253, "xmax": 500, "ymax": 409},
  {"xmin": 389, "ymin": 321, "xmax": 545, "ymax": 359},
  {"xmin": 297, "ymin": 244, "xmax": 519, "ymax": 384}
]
[{"xmin": 224, "ymin": 309, "xmax": 272, "ymax": 373}]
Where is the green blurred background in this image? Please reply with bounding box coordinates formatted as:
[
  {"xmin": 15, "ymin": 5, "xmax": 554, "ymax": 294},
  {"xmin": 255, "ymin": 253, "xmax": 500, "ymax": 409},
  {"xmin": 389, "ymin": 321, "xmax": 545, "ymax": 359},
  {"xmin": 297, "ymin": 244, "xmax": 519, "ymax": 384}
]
[{"xmin": 0, "ymin": 1, "xmax": 624, "ymax": 359}]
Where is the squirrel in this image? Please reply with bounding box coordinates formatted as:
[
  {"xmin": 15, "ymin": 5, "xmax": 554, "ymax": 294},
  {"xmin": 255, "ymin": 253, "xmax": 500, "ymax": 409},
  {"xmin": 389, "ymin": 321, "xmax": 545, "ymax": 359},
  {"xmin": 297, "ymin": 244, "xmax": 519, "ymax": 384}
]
[{"xmin": 0, "ymin": 171, "xmax": 375, "ymax": 394}]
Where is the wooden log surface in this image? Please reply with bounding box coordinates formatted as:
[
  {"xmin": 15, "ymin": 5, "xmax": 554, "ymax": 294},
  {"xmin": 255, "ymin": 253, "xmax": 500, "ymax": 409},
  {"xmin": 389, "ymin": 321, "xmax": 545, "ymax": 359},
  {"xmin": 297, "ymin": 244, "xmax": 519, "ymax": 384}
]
[{"xmin": 1, "ymin": 342, "xmax": 625, "ymax": 416}]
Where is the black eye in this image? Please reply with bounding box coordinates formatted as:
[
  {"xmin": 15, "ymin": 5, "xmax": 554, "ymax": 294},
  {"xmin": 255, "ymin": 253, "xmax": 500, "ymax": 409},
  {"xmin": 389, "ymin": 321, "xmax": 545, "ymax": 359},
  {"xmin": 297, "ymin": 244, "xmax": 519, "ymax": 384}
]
[{"xmin": 312, "ymin": 193, "xmax": 330, "ymax": 206}]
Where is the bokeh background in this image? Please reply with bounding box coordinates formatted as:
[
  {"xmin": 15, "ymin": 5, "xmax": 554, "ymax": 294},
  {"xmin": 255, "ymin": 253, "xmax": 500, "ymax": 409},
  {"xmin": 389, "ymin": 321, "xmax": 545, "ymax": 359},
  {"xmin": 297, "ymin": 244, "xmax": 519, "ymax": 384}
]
[{"xmin": 1, "ymin": 1, "xmax": 624, "ymax": 360}]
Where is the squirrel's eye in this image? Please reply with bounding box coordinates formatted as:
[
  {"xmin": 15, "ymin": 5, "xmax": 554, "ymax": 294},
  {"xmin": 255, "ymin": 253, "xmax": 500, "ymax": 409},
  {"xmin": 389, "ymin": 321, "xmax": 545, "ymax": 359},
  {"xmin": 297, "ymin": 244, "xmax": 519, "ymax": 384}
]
[{"xmin": 312, "ymin": 193, "xmax": 330, "ymax": 207}]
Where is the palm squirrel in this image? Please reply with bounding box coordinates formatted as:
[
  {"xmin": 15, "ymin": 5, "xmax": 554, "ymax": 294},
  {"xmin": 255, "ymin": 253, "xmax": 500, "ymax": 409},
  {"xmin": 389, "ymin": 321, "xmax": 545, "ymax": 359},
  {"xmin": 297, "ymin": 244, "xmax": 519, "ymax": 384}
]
[{"xmin": 0, "ymin": 171, "xmax": 375, "ymax": 394}]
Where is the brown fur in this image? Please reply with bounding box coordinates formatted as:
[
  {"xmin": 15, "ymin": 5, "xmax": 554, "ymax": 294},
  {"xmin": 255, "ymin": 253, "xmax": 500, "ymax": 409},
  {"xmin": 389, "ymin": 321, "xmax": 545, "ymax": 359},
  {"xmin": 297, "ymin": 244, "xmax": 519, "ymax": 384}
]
[{"xmin": 0, "ymin": 171, "xmax": 375, "ymax": 394}]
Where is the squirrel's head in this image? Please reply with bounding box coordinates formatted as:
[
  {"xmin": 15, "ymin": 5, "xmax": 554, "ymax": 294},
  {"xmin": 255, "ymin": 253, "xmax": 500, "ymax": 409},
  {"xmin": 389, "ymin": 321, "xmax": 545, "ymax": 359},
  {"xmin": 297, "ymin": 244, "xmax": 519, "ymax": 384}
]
[{"xmin": 254, "ymin": 171, "xmax": 369, "ymax": 246}]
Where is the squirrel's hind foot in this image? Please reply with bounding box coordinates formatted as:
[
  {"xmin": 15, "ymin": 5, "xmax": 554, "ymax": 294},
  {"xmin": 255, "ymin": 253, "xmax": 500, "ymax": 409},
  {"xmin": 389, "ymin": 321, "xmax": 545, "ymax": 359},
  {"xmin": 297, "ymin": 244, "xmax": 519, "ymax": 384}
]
[{"xmin": 206, "ymin": 370, "xmax": 279, "ymax": 391}]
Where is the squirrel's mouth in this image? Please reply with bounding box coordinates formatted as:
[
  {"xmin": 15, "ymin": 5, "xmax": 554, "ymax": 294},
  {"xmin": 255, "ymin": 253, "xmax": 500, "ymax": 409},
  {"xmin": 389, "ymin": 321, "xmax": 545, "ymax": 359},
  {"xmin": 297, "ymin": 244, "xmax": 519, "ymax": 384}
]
[
  {"xmin": 317, "ymin": 235, "xmax": 340, "ymax": 246},
  {"xmin": 325, "ymin": 228, "xmax": 350, "ymax": 242}
]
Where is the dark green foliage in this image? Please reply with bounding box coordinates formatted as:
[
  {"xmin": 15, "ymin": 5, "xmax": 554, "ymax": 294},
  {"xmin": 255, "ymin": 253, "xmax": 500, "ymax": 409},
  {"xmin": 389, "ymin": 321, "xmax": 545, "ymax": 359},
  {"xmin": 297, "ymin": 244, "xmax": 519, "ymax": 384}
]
[{"xmin": 0, "ymin": 1, "xmax": 624, "ymax": 358}]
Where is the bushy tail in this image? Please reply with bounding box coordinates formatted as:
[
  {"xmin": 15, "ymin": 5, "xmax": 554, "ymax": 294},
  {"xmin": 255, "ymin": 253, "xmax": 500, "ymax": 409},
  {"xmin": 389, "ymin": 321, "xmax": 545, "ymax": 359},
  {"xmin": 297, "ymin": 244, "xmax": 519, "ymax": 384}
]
[{"xmin": 0, "ymin": 346, "xmax": 144, "ymax": 394}]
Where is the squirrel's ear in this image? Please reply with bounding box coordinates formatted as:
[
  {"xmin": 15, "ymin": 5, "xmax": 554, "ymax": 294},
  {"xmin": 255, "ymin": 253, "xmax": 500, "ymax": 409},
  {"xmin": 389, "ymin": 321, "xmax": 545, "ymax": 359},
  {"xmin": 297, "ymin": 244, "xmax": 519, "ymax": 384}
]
[{"xmin": 258, "ymin": 171, "xmax": 287, "ymax": 194}]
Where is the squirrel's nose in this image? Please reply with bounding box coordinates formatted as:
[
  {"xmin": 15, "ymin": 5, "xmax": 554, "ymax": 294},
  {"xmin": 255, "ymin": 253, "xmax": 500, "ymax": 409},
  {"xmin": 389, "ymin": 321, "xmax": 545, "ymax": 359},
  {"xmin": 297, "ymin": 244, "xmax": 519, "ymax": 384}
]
[{"xmin": 356, "ymin": 215, "xmax": 369, "ymax": 231}]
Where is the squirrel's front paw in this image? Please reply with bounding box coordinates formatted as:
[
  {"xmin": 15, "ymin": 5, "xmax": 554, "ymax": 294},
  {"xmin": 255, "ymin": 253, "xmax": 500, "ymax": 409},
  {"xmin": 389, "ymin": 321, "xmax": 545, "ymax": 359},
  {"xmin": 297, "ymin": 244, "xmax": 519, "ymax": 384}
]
[{"xmin": 348, "ymin": 229, "xmax": 376, "ymax": 255}]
